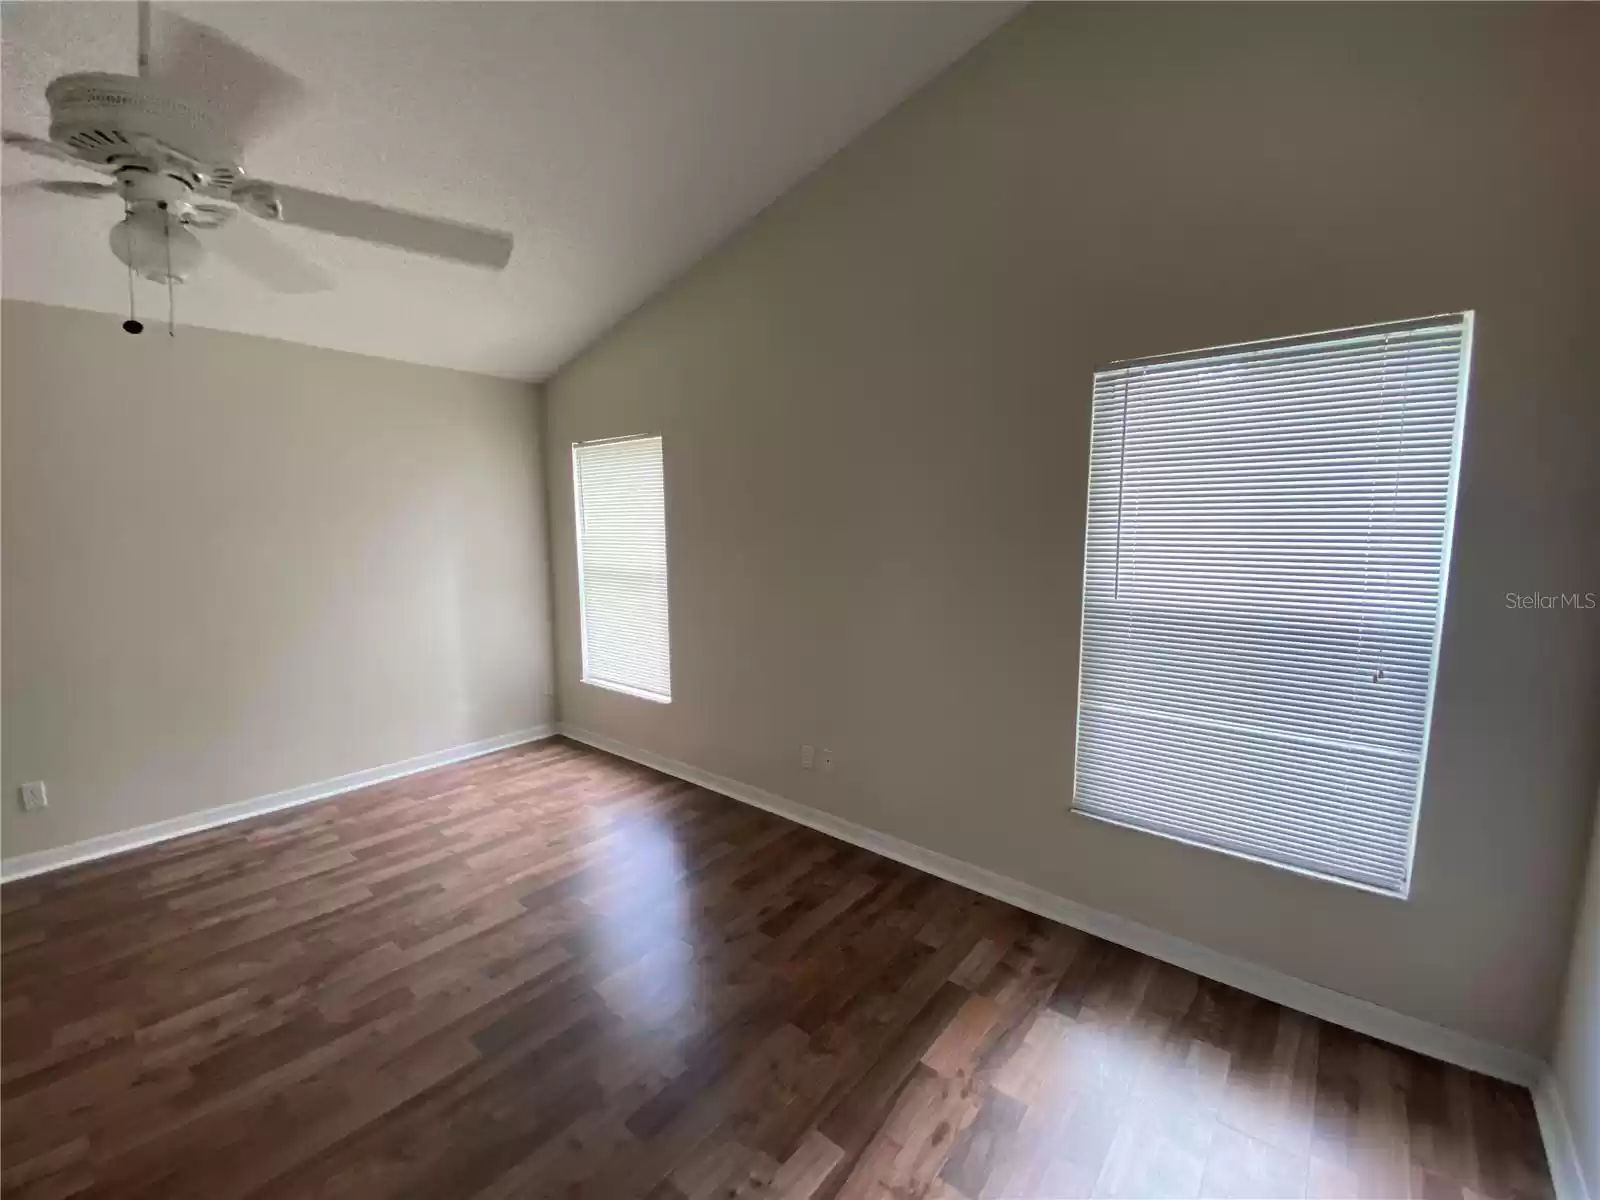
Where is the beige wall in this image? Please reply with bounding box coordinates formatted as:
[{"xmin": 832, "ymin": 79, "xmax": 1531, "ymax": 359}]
[
  {"xmin": 2, "ymin": 300, "xmax": 552, "ymax": 861},
  {"xmin": 545, "ymin": 3, "xmax": 1600, "ymax": 1055},
  {"xmin": 1553, "ymin": 793, "xmax": 1600, "ymax": 1197}
]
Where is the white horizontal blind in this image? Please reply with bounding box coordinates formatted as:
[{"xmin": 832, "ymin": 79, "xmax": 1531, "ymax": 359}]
[
  {"xmin": 574, "ymin": 436, "xmax": 671, "ymax": 702},
  {"xmin": 1074, "ymin": 315, "xmax": 1472, "ymax": 893}
]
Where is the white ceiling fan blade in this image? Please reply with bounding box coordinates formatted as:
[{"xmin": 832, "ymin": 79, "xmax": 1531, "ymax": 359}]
[
  {"xmin": 2, "ymin": 131, "xmax": 104, "ymax": 172},
  {"xmin": 150, "ymin": 12, "xmax": 306, "ymax": 146},
  {"xmin": 209, "ymin": 215, "xmax": 334, "ymax": 295},
  {"xmin": 252, "ymin": 183, "xmax": 514, "ymax": 270},
  {"xmin": 2, "ymin": 180, "xmax": 117, "ymax": 199}
]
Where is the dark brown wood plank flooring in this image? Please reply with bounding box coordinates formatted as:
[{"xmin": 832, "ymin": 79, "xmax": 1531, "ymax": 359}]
[{"xmin": 1, "ymin": 739, "xmax": 1553, "ymax": 1199}]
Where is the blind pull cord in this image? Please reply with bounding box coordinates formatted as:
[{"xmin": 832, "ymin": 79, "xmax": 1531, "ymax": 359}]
[
  {"xmin": 1373, "ymin": 345, "xmax": 1415, "ymax": 685},
  {"xmin": 1112, "ymin": 370, "xmax": 1131, "ymax": 601}
]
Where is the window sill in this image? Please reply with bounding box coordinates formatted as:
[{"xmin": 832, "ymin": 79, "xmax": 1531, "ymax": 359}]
[{"xmin": 581, "ymin": 677, "xmax": 672, "ymax": 704}]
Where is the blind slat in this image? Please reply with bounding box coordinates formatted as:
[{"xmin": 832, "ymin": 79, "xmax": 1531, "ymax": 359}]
[
  {"xmin": 574, "ymin": 436, "xmax": 671, "ymax": 701},
  {"xmin": 1074, "ymin": 315, "xmax": 1471, "ymax": 894}
]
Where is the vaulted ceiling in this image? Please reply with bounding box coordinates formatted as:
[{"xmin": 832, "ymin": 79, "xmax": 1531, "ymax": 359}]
[{"xmin": 1, "ymin": 2, "xmax": 1015, "ymax": 379}]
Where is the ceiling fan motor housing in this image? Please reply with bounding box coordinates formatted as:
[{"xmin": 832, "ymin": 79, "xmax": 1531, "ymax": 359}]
[{"xmin": 46, "ymin": 72, "xmax": 242, "ymax": 187}]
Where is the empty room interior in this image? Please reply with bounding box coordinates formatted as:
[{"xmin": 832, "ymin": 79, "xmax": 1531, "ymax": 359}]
[{"xmin": 2, "ymin": 2, "xmax": 1598, "ymax": 1198}]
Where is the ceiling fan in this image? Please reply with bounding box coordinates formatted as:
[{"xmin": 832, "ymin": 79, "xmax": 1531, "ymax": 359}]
[{"xmin": 2, "ymin": 0, "xmax": 513, "ymax": 326}]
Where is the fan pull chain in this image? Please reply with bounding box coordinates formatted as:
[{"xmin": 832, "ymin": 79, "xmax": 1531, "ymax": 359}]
[
  {"xmin": 165, "ymin": 214, "xmax": 176, "ymax": 337},
  {"xmin": 122, "ymin": 203, "xmax": 144, "ymax": 336}
]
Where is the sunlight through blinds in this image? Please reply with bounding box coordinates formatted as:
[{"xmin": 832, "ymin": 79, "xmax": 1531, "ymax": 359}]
[
  {"xmin": 574, "ymin": 435, "xmax": 671, "ymax": 702},
  {"xmin": 1074, "ymin": 315, "xmax": 1473, "ymax": 893}
]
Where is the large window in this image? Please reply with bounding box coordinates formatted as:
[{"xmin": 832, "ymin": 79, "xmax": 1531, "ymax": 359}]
[
  {"xmin": 573, "ymin": 435, "xmax": 671, "ymax": 702},
  {"xmin": 1074, "ymin": 315, "xmax": 1472, "ymax": 894}
]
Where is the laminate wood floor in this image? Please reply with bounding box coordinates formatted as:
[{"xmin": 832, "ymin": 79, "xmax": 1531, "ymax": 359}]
[{"xmin": 1, "ymin": 739, "xmax": 1553, "ymax": 1200}]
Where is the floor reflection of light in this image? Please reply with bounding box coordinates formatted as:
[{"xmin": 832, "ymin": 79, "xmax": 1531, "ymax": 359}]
[{"xmin": 580, "ymin": 804, "xmax": 700, "ymax": 1036}]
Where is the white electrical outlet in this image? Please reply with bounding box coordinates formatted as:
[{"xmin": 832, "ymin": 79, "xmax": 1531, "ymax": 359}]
[
  {"xmin": 820, "ymin": 749, "xmax": 835, "ymax": 772},
  {"xmin": 800, "ymin": 745, "xmax": 815, "ymax": 770},
  {"xmin": 18, "ymin": 781, "xmax": 48, "ymax": 812}
]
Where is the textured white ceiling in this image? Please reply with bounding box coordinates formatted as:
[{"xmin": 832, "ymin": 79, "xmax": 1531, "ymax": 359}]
[{"xmin": 1, "ymin": 1, "xmax": 1014, "ymax": 379}]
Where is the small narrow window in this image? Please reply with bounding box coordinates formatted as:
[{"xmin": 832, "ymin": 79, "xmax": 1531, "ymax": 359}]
[
  {"xmin": 573, "ymin": 435, "xmax": 671, "ymax": 702},
  {"xmin": 1074, "ymin": 315, "xmax": 1473, "ymax": 894}
]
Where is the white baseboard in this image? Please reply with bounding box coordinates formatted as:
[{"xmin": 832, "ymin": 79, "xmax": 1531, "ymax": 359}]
[
  {"xmin": 1536, "ymin": 1070, "xmax": 1594, "ymax": 1200},
  {"xmin": 0, "ymin": 725, "xmax": 556, "ymax": 883},
  {"xmin": 558, "ymin": 723, "xmax": 1543, "ymax": 1089}
]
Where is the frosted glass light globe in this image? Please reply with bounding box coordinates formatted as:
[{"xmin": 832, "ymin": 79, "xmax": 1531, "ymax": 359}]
[{"xmin": 109, "ymin": 209, "xmax": 204, "ymax": 282}]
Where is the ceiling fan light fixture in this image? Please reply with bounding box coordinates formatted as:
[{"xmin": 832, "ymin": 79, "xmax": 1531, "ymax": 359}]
[
  {"xmin": 5, "ymin": 0, "xmax": 515, "ymax": 304},
  {"xmin": 110, "ymin": 208, "xmax": 204, "ymax": 282}
]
